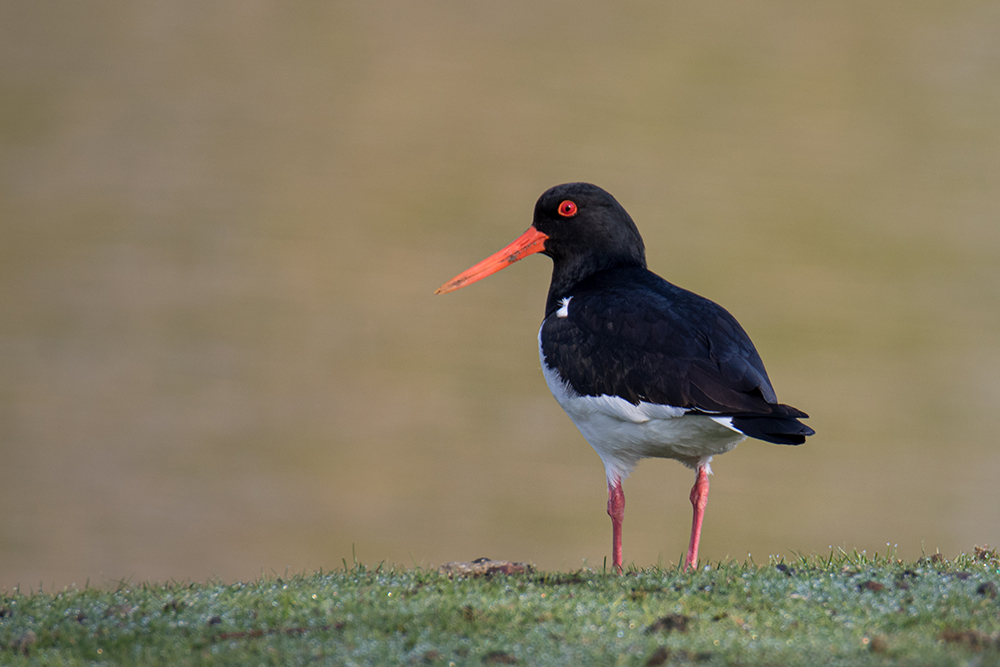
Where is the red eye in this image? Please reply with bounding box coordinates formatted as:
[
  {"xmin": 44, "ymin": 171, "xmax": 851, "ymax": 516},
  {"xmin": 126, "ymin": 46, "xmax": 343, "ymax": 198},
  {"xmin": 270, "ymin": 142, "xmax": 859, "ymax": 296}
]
[{"xmin": 558, "ymin": 200, "xmax": 578, "ymax": 217}]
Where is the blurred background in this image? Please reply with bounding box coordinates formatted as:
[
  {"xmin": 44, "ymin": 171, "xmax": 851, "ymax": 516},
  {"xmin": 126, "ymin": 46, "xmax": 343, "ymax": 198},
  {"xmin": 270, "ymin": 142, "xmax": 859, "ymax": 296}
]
[{"xmin": 1, "ymin": 2, "xmax": 999, "ymax": 590}]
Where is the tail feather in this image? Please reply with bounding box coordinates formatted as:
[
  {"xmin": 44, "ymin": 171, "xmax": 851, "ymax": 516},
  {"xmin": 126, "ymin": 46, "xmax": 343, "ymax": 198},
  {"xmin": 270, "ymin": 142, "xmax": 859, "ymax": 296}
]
[{"xmin": 731, "ymin": 414, "xmax": 814, "ymax": 445}]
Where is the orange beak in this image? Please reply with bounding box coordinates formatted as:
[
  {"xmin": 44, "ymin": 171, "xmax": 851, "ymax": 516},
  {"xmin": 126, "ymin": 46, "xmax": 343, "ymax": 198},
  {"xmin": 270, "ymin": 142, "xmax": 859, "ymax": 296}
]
[{"xmin": 435, "ymin": 226, "xmax": 549, "ymax": 294}]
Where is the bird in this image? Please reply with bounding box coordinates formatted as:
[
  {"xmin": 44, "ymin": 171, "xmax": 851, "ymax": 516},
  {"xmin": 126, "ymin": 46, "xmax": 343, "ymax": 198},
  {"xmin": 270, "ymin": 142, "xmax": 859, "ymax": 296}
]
[{"xmin": 435, "ymin": 182, "xmax": 813, "ymax": 572}]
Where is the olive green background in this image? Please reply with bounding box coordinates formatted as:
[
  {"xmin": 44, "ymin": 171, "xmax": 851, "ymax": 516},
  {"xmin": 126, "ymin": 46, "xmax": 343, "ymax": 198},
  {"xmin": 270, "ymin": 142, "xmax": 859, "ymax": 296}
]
[{"xmin": 1, "ymin": 2, "xmax": 998, "ymax": 589}]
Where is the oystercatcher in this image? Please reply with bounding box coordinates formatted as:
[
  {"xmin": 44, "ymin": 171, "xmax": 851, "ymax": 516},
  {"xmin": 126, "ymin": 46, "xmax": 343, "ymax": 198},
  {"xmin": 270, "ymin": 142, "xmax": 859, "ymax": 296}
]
[{"xmin": 436, "ymin": 183, "xmax": 813, "ymax": 572}]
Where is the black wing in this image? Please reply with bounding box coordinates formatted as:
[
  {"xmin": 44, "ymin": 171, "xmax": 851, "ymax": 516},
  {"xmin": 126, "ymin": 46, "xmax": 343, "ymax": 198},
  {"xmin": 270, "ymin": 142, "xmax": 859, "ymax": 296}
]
[{"xmin": 540, "ymin": 267, "xmax": 813, "ymax": 444}]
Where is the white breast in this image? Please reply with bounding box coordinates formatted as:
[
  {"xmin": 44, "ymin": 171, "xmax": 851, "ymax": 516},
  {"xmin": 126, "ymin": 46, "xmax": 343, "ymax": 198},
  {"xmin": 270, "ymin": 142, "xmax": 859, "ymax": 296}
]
[{"xmin": 538, "ymin": 326, "xmax": 746, "ymax": 484}]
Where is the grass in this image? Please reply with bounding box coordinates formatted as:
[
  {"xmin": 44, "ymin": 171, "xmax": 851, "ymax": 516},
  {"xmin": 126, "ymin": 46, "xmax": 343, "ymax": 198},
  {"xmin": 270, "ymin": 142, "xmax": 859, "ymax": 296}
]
[{"xmin": 2, "ymin": 548, "xmax": 999, "ymax": 666}]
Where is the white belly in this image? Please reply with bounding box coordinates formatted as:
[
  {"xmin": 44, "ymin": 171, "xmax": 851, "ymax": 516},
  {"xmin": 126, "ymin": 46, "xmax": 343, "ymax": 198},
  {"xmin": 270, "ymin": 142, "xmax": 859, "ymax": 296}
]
[{"xmin": 538, "ymin": 328, "xmax": 746, "ymax": 483}]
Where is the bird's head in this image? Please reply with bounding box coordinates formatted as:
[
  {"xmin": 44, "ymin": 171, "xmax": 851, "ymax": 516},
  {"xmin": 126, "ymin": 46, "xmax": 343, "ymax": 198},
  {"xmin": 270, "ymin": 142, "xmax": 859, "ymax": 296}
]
[{"xmin": 435, "ymin": 183, "xmax": 646, "ymax": 295}]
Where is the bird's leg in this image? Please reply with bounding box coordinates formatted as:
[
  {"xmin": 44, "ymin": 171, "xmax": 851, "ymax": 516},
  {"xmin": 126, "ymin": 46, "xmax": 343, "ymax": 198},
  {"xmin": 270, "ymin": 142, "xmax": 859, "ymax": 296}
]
[
  {"xmin": 685, "ymin": 462, "xmax": 711, "ymax": 570},
  {"xmin": 607, "ymin": 478, "xmax": 625, "ymax": 574}
]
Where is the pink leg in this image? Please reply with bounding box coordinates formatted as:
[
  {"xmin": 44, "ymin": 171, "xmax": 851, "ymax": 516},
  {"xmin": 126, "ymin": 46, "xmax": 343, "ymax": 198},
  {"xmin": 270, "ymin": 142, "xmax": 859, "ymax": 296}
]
[
  {"xmin": 685, "ymin": 463, "xmax": 710, "ymax": 570},
  {"xmin": 607, "ymin": 478, "xmax": 625, "ymax": 574}
]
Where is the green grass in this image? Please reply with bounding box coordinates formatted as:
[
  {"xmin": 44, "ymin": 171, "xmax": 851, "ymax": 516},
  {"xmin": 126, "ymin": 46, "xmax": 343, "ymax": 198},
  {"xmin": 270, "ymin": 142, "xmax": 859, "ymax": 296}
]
[{"xmin": 2, "ymin": 549, "xmax": 1000, "ymax": 666}]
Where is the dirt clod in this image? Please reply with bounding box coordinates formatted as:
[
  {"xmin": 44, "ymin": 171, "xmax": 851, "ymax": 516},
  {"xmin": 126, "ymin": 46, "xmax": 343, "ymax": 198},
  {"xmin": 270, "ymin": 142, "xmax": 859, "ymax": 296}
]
[
  {"xmin": 940, "ymin": 629, "xmax": 995, "ymax": 650},
  {"xmin": 868, "ymin": 635, "xmax": 888, "ymax": 652},
  {"xmin": 646, "ymin": 613, "xmax": 691, "ymax": 634},
  {"xmin": 976, "ymin": 582, "xmax": 997, "ymax": 599},
  {"xmin": 11, "ymin": 631, "xmax": 36, "ymax": 656},
  {"xmin": 644, "ymin": 647, "xmax": 669, "ymax": 666},
  {"xmin": 439, "ymin": 559, "xmax": 534, "ymax": 578}
]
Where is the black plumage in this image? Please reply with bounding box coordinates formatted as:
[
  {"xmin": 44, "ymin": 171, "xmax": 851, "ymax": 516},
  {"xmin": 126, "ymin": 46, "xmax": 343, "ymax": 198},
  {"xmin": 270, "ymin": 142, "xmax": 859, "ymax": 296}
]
[
  {"xmin": 533, "ymin": 183, "xmax": 812, "ymax": 446},
  {"xmin": 540, "ymin": 268, "xmax": 812, "ymax": 445}
]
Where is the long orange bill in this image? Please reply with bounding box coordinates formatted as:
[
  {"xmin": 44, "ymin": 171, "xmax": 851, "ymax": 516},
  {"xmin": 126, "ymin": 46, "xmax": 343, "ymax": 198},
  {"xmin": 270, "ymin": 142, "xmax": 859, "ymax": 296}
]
[{"xmin": 435, "ymin": 226, "xmax": 549, "ymax": 294}]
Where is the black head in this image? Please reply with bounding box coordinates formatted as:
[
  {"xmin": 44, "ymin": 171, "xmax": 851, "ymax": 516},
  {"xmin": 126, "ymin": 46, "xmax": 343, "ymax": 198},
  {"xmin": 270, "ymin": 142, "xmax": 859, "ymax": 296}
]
[
  {"xmin": 533, "ymin": 183, "xmax": 647, "ymax": 294},
  {"xmin": 435, "ymin": 183, "xmax": 647, "ymax": 302}
]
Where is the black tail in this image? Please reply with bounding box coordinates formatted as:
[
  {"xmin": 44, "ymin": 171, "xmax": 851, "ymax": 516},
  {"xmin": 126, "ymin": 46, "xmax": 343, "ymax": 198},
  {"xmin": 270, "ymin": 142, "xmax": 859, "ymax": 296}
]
[{"xmin": 732, "ymin": 405, "xmax": 814, "ymax": 445}]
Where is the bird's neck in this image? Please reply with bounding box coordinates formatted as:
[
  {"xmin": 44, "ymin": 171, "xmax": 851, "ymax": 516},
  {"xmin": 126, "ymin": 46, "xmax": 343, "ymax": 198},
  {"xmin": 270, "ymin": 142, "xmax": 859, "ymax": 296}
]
[{"xmin": 544, "ymin": 256, "xmax": 645, "ymax": 318}]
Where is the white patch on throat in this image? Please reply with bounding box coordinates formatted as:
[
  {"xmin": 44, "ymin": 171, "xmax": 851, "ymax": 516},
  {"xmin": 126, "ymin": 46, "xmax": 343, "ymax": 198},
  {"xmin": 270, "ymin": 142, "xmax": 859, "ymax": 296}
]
[{"xmin": 556, "ymin": 296, "xmax": 572, "ymax": 318}]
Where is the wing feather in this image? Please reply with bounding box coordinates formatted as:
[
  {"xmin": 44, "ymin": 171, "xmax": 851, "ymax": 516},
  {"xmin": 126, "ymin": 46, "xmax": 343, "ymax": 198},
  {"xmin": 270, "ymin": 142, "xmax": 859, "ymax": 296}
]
[{"xmin": 540, "ymin": 268, "xmax": 795, "ymax": 419}]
